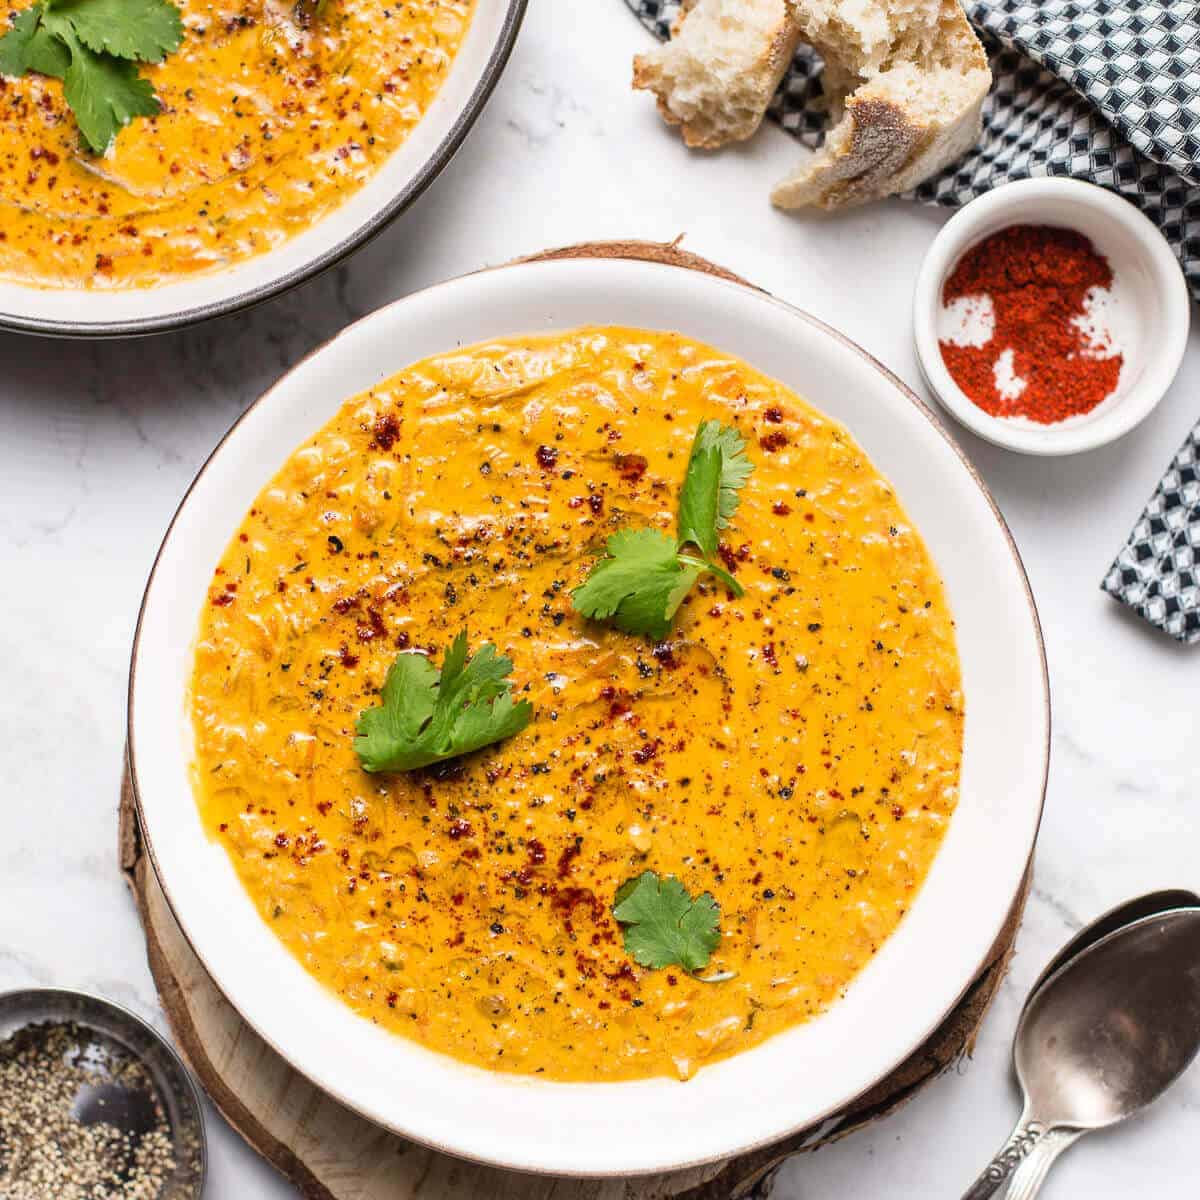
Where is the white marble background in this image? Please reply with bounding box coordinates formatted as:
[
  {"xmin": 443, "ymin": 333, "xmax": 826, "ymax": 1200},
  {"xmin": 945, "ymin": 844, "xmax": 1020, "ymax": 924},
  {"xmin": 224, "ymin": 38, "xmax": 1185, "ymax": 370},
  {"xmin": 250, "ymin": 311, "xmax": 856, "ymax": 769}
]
[{"xmin": 2, "ymin": 1, "xmax": 1199, "ymax": 1195}]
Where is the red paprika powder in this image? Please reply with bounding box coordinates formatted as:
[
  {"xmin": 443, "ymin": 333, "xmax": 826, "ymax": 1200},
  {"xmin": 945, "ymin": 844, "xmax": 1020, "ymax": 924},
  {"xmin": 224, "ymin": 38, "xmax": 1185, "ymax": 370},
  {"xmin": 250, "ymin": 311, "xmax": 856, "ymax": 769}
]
[{"xmin": 938, "ymin": 224, "xmax": 1123, "ymax": 424}]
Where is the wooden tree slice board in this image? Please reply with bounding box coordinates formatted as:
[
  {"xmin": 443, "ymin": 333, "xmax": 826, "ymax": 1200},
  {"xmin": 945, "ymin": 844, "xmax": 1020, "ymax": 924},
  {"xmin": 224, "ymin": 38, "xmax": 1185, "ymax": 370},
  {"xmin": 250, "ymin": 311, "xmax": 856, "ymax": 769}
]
[{"xmin": 119, "ymin": 240, "xmax": 1031, "ymax": 1200}]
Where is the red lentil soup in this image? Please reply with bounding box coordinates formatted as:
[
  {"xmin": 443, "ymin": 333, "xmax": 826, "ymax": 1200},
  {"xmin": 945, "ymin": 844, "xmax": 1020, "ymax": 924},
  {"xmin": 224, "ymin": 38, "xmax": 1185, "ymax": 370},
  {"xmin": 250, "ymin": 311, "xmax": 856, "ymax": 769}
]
[{"xmin": 189, "ymin": 327, "xmax": 963, "ymax": 1082}]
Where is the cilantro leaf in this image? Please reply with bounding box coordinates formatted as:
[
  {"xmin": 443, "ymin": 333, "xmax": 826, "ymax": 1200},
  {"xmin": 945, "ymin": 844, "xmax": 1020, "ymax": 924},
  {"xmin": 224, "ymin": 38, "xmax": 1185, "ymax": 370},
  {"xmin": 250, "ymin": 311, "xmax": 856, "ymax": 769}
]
[
  {"xmin": 50, "ymin": 0, "xmax": 183, "ymax": 63},
  {"xmin": 612, "ymin": 871, "xmax": 721, "ymax": 972},
  {"xmin": 0, "ymin": 5, "xmax": 67, "ymax": 77},
  {"xmin": 0, "ymin": 0, "xmax": 182, "ymax": 153},
  {"xmin": 25, "ymin": 19, "xmax": 69, "ymax": 74},
  {"xmin": 354, "ymin": 631, "xmax": 533, "ymax": 773},
  {"xmin": 58, "ymin": 26, "xmax": 159, "ymax": 153},
  {"xmin": 355, "ymin": 651, "xmax": 439, "ymax": 767},
  {"xmin": 294, "ymin": 0, "xmax": 333, "ymax": 25},
  {"xmin": 677, "ymin": 420, "xmax": 754, "ymax": 560},
  {"xmin": 571, "ymin": 528, "xmax": 699, "ymax": 641},
  {"xmin": 0, "ymin": 7, "xmax": 40, "ymax": 74},
  {"xmin": 571, "ymin": 420, "xmax": 755, "ymax": 638}
]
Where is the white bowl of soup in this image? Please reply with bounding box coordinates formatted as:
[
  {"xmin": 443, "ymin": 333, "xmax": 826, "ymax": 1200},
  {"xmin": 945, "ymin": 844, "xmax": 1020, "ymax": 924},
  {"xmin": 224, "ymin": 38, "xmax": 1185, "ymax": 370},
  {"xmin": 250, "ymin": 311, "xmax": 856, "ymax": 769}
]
[
  {"xmin": 129, "ymin": 253, "xmax": 1048, "ymax": 1175},
  {"xmin": 0, "ymin": 0, "xmax": 524, "ymax": 337}
]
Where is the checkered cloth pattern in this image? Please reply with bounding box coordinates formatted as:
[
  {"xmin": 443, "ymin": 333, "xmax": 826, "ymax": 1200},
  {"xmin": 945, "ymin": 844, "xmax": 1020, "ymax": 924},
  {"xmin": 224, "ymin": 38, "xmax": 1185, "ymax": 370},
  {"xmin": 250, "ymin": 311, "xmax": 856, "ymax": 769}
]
[
  {"xmin": 626, "ymin": 0, "xmax": 1200, "ymax": 646},
  {"xmin": 1103, "ymin": 425, "xmax": 1200, "ymax": 644}
]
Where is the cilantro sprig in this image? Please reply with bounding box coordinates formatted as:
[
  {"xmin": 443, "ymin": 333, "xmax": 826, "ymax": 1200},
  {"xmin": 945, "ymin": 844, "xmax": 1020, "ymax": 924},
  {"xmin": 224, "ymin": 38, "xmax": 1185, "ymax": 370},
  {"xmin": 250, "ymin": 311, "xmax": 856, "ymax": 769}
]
[
  {"xmin": 572, "ymin": 420, "xmax": 754, "ymax": 639},
  {"xmin": 612, "ymin": 871, "xmax": 721, "ymax": 972},
  {"xmin": 0, "ymin": 0, "xmax": 184, "ymax": 154},
  {"xmin": 354, "ymin": 632, "xmax": 533, "ymax": 774},
  {"xmin": 676, "ymin": 420, "xmax": 755, "ymax": 560}
]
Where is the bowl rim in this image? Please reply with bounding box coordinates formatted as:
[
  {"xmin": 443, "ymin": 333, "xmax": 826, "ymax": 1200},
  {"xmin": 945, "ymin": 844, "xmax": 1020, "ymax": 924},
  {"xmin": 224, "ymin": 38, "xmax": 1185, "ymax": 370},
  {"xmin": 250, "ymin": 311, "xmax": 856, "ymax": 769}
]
[
  {"xmin": 127, "ymin": 249, "xmax": 1050, "ymax": 1176},
  {"xmin": 912, "ymin": 177, "xmax": 1191, "ymax": 457},
  {"xmin": 0, "ymin": 0, "xmax": 527, "ymax": 341}
]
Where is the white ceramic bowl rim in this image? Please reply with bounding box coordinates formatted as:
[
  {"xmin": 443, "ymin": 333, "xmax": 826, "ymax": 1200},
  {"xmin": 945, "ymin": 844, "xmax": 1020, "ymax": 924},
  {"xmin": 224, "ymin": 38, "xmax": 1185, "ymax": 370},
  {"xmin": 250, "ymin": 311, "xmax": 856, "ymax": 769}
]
[
  {"xmin": 0, "ymin": 0, "xmax": 526, "ymax": 339},
  {"xmin": 913, "ymin": 177, "xmax": 1190, "ymax": 456},
  {"xmin": 128, "ymin": 253, "xmax": 1050, "ymax": 1176}
]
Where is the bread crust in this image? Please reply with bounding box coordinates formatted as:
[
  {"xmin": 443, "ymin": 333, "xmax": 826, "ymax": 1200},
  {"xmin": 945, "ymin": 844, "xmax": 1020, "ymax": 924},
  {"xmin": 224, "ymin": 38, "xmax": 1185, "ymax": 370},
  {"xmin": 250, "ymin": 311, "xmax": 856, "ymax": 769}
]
[
  {"xmin": 772, "ymin": 2, "xmax": 991, "ymax": 209},
  {"xmin": 633, "ymin": 0, "xmax": 803, "ymax": 149},
  {"xmin": 771, "ymin": 97, "xmax": 924, "ymax": 209}
]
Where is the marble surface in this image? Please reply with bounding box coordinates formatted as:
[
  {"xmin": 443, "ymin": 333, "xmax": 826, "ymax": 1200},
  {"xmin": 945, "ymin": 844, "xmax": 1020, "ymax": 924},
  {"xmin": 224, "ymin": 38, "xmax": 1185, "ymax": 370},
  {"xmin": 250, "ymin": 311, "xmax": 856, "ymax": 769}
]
[{"xmin": 2, "ymin": 1, "xmax": 1199, "ymax": 1195}]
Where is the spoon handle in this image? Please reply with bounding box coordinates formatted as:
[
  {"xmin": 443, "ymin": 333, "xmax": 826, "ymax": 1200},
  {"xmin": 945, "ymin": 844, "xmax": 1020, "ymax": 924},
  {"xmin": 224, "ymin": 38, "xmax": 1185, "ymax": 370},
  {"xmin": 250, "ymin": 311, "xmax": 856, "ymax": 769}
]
[
  {"xmin": 960, "ymin": 1116, "xmax": 1080, "ymax": 1200},
  {"xmin": 1001, "ymin": 1127, "xmax": 1081, "ymax": 1200}
]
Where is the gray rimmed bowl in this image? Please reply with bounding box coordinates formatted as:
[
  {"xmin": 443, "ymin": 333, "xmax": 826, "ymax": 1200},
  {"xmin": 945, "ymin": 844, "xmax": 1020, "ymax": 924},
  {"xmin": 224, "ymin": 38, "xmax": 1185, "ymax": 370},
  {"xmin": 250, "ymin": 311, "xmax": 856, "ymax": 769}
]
[
  {"xmin": 0, "ymin": 987, "xmax": 206, "ymax": 1197},
  {"xmin": 0, "ymin": 0, "xmax": 526, "ymax": 339}
]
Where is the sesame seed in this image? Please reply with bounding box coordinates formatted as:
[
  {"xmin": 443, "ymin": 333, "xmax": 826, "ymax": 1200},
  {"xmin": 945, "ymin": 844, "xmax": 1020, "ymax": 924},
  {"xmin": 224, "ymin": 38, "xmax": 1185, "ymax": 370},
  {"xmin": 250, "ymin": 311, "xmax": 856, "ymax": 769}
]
[{"xmin": 0, "ymin": 1021, "xmax": 183, "ymax": 1199}]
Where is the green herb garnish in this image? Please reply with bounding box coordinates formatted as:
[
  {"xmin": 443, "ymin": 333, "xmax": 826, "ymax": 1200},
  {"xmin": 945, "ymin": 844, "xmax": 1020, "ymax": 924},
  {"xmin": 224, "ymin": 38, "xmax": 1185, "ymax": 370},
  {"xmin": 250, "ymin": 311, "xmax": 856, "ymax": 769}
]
[
  {"xmin": 612, "ymin": 870, "xmax": 721, "ymax": 972},
  {"xmin": 571, "ymin": 420, "xmax": 753, "ymax": 639},
  {"xmin": 353, "ymin": 631, "xmax": 533, "ymax": 774},
  {"xmin": 0, "ymin": 0, "xmax": 184, "ymax": 153},
  {"xmin": 569, "ymin": 527, "xmax": 701, "ymax": 642},
  {"xmin": 676, "ymin": 419, "xmax": 755, "ymax": 559}
]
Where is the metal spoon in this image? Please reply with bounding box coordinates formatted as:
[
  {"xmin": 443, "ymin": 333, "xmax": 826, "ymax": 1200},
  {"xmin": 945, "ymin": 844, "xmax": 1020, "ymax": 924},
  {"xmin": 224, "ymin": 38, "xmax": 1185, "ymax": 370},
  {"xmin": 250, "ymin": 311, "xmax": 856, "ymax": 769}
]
[
  {"xmin": 963, "ymin": 905, "xmax": 1200, "ymax": 1199},
  {"xmin": 1026, "ymin": 888, "xmax": 1200, "ymax": 1002}
]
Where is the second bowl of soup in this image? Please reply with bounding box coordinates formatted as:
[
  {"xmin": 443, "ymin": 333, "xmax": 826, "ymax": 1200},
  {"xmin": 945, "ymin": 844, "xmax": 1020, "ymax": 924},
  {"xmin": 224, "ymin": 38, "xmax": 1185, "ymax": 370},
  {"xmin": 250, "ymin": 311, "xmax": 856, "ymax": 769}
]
[{"xmin": 0, "ymin": 0, "xmax": 524, "ymax": 335}]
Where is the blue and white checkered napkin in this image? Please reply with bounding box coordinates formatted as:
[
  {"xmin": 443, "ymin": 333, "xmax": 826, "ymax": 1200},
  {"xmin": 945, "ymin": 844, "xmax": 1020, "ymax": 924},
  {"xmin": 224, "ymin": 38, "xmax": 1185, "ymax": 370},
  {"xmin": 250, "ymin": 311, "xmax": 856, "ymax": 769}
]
[
  {"xmin": 1103, "ymin": 423, "xmax": 1200, "ymax": 644},
  {"xmin": 625, "ymin": 0, "xmax": 1200, "ymax": 644}
]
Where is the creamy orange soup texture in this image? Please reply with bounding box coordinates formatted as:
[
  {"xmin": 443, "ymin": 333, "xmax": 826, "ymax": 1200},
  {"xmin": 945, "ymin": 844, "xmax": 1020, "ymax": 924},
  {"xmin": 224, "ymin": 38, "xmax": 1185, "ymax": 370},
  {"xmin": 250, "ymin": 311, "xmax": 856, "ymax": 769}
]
[
  {"xmin": 0, "ymin": 0, "xmax": 472, "ymax": 288},
  {"xmin": 190, "ymin": 328, "xmax": 964, "ymax": 1082}
]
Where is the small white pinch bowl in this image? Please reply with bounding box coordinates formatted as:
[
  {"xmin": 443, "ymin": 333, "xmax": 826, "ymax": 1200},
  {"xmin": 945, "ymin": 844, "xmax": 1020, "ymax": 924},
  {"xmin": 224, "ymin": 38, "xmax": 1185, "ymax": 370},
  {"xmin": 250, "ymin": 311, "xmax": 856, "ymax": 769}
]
[{"xmin": 913, "ymin": 177, "xmax": 1190, "ymax": 456}]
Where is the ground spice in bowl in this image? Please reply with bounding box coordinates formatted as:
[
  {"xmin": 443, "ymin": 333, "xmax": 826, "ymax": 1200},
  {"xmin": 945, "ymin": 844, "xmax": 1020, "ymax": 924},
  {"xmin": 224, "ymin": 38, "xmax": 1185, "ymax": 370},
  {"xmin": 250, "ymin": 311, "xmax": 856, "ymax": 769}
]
[
  {"xmin": 0, "ymin": 1021, "xmax": 178, "ymax": 1199},
  {"xmin": 938, "ymin": 224, "xmax": 1124, "ymax": 424}
]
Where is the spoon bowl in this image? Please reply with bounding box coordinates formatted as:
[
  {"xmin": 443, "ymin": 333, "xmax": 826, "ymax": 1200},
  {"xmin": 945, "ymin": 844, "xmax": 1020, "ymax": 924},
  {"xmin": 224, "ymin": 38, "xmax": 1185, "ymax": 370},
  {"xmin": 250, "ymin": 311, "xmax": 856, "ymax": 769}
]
[
  {"xmin": 964, "ymin": 902, "xmax": 1200, "ymax": 1198},
  {"xmin": 1026, "ymin": 889, "xmax": 1200, "ymax": 1002},
  {"xmin": 1017, "ymin": 907, "xmax": 1200, "ymax": 1129}
]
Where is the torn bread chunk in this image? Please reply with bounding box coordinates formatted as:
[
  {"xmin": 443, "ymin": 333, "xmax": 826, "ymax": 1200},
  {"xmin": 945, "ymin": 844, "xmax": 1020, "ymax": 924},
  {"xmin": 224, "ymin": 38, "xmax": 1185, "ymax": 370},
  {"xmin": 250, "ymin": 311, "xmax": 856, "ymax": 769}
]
[
  {"xmin": 632, "ymin": 0, "xmax": 990, "ymax": 208},
  {"xmin": 772, "ymin": 1, "xmax": 991, "ymax": 209},
  {"xmin": 633, "ymin": 0, "xmax": 803, "ymax": 149}
]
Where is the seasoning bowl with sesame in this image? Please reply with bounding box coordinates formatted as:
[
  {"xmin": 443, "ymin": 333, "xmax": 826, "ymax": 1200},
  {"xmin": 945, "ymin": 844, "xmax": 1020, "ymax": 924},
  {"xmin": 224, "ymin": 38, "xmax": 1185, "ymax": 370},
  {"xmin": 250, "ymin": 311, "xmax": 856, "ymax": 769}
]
[
  {"xmin": 0, "ymin": 987, "xmax": 206, "ymax": 1199},
  {"xmin": 913, "ymin": 178, "xmax": 1190, "ymax": 456}
]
